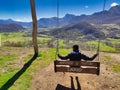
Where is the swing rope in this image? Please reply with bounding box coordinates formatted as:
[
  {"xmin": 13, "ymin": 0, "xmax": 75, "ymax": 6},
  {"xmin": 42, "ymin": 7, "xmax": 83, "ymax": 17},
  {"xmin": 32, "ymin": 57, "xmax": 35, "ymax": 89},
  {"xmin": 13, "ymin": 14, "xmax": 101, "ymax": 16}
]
[
  {"xmin": 55, "ymin": 0, "xmax": 106, "ymax": 60},
  {"xmin": 55, "ymin": 0, "xmax": 59, "ymax": 60},
  {"xmin": 103, "ymin": 0, "xmax": 106, "ymax": 11},
  {"xmin": 97, "ymin": 0, "xmax": 106, "ymax": 61}
]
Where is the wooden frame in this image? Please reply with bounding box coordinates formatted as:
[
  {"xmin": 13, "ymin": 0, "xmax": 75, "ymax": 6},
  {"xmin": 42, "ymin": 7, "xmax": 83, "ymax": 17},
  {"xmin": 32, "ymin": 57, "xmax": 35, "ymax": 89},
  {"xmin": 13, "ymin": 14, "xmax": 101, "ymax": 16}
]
[{"xmin": 54, "ymin": 60, "xmax": 100, "ymax": 75}]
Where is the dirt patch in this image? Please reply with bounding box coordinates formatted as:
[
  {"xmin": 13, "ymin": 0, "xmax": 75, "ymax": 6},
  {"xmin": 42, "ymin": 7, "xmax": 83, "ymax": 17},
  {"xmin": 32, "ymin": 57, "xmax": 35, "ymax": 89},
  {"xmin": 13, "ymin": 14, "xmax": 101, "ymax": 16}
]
[
  {"xmin": 29, "ymin": 52, "xmax": 120, "ymax": 90},
  {"xmin": 29, "ymin": 64, "xmax": 120, "ymax": 90}
]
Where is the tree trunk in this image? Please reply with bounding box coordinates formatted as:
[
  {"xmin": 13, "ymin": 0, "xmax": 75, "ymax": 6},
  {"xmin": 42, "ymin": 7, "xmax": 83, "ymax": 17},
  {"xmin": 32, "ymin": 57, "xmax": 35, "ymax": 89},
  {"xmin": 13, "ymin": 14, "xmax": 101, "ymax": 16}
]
[{"xmin": 30, "ymin": 0, "xmax": 38, "ymax": 57}]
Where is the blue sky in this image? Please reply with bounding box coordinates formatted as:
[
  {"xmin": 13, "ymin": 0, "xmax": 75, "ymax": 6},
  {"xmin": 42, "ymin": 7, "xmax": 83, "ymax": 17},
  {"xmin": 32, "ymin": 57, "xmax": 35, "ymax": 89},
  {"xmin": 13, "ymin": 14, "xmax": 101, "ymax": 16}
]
[{"xmin": 0, "ymin": 0, "xmax": 120, "ymax": 22}]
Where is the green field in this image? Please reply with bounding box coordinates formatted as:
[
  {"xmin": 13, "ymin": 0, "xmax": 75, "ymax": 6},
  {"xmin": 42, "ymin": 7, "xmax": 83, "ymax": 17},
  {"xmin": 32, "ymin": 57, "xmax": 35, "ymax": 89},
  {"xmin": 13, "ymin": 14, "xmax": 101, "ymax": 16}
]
[{"xmin": 0, "ymin": 31, "xmax": 120, "ymax": 52}]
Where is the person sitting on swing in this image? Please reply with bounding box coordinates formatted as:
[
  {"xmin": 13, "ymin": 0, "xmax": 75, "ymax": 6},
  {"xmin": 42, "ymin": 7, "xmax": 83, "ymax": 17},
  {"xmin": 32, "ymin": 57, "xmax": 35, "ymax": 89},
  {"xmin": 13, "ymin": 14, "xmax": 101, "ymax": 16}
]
[{"xmin": 58, "ymin": 44, "xmax": 98, "ymax": 61}]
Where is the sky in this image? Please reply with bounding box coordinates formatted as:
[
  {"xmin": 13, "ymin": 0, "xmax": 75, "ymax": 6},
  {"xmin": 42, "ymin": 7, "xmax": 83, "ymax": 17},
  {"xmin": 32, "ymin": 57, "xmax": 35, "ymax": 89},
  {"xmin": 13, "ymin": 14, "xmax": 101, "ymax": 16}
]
[{"xmin": 0, "ymin": 0, "xmax": 120, "ymax": 22}]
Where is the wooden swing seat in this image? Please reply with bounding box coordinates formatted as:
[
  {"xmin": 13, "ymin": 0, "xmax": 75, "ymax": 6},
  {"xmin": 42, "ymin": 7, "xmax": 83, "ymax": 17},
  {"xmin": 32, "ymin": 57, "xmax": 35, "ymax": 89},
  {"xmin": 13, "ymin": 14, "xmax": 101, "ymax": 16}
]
[{"xmin": 54, "ymin": 60, "xmax": 100, "ymax": 75}]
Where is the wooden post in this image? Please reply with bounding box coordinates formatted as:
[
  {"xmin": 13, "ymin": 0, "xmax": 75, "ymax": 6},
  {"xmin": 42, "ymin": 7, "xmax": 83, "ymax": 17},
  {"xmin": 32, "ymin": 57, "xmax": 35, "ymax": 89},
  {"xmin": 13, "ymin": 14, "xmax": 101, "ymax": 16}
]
[
  {"xmin": 30, "ymin": 0, "xmax": 38, "ymax": 57},
  {"xmin": 54, "ymin": 60, "xmax": 57, "ymax": 72}
]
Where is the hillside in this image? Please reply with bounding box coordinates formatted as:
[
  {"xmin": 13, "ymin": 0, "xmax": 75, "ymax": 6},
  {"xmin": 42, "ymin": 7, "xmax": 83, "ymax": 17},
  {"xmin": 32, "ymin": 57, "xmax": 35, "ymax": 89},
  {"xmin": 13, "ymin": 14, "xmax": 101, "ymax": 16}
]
[
  {"xmin": 49, "ymin": 22, "xmax": 104, "ymax": 40},
  {"xmin": 0, "ymin": 24, "xmax": 24, "ymax": 32},
  {"xmin": 39, "ymin": 22, "xmax": 119, "ymax": 41}
]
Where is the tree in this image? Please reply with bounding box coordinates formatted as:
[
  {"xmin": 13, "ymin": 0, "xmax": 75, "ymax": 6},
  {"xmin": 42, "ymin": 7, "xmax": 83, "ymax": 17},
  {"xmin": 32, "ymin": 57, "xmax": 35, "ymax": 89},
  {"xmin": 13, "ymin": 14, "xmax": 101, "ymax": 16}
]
[{"xmin": 30, "ymin": 0, "xmax": 38, "ymax": 57}]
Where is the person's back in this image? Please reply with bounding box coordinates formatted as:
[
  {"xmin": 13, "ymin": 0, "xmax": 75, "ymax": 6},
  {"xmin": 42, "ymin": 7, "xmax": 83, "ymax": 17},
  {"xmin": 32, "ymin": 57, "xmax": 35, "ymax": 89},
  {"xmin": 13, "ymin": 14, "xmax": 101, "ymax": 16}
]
[
  {"xmin": 67, "ymin": 51, "xmax": 82, "ymax": 61},
  {"xmin": 58, "ymin": 45, "xmax": 98, "ymax": 61}
]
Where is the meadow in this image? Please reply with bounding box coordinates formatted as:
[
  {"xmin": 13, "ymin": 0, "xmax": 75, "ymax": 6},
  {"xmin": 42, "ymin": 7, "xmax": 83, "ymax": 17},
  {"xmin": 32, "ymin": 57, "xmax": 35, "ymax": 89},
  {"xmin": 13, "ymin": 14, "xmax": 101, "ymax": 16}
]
[{"xmin": 0, "ymin": 31, "xmax": 120, "ymax": 90}]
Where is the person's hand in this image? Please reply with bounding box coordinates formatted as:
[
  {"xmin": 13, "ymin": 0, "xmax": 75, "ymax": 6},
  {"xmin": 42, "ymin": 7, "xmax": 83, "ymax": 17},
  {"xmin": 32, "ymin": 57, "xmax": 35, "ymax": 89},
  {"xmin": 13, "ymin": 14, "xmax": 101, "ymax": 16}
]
[
  {"xmin": 95, "ymin": 52, "xmax": 99, "ymax": 56},
  {"xmin": 58, "ymin": 54, "xmax": 60, "ymax": 57}
]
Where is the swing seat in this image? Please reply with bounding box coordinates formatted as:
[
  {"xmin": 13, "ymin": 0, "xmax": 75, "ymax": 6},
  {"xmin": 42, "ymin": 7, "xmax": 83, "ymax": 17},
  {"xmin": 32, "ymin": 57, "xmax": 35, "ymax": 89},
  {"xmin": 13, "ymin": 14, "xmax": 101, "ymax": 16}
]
[{"xmin": 54, "ymin": 60, "xmax": 100, "ymax": 75}]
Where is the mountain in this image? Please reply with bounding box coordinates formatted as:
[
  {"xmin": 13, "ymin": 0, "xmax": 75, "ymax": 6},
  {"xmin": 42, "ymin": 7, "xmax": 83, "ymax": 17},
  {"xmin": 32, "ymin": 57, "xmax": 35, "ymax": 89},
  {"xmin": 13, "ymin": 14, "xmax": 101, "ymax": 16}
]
[
  {"xmin": 37, "ymin": 17, "xmax": 58, "ymax": 28},
  {"xmin": 0, "ymin": 23, "xmax": 24, "ymax": 32},
  {"xmin": 0, "ymin": 5, "xmax": 120, "ymax": 28},
  {"xmin": 109, "ymin": 5, "xmax": 120, "ymax": 15},
  {"xmin": 0, "ymin": 19, "xmax": 31, "ymax": 28},
  {"xmin": 70, "ymin": 5, "xmax": 120, "ymax": 25},
  {"xmin": 0, "ymin": 14, "xmax": 76, "ymax": 28},
  {"xmin": 37, "ymin": 14, "xmax": 76, "ymax": 28},
  {"xmin": 0, "ymin": 19, "xmax": 14, "ymax": 24},
  {"xmin": 37, "ymin": 5, "xmax": 120, "ymax": 28}
]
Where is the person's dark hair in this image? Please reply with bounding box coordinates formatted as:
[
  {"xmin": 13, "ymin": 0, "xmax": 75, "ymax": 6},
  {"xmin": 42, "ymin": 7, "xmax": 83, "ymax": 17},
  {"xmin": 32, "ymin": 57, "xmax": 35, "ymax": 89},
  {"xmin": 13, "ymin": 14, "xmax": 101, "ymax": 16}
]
[{"xmin": 73, "ymin": 45, "xmax": 79, "ymax": 52}]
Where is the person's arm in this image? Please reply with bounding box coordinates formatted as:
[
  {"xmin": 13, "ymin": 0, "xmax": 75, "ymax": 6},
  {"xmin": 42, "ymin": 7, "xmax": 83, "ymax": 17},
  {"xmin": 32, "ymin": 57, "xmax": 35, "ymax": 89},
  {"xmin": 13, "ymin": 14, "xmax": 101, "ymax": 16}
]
[
  {"xmin": 81, "ymin": 53, "xmax": 98, "ymax": 61},
  {"xmin": 58, "ymin": 54, "xmax": 69, "ymax": 60}
]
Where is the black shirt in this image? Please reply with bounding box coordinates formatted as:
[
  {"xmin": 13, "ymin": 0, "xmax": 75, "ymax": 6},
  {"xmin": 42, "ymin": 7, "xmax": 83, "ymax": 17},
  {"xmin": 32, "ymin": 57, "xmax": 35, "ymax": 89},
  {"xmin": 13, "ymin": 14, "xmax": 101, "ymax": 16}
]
[{"xmin": 58, "ymin": 51, "xmax": 97, "ymax": 61}]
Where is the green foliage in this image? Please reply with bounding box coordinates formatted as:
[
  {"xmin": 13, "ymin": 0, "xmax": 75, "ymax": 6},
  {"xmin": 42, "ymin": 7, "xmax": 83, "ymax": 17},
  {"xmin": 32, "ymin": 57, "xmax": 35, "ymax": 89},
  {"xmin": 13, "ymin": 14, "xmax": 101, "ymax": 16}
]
[
  {"xmin": 59, "ymin": 40, "xmax": 66, "ymax": 47},
  {"xmin": 105, "ymin": 38, "xmax": 120, "ymax": 48},
  {"xmin": 0, "ymin": 32, "xmax": 32, "ymax": 47}
]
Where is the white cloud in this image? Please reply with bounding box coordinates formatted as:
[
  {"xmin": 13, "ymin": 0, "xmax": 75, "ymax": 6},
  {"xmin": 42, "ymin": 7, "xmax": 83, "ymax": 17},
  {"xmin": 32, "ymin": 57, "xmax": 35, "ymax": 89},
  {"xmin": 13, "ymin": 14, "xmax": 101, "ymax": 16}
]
[
  {"xmin": 111, "ymin": 2, "xmax": 119, "ymax": 7},
  {"xmin": 15, "ymin": 19, "xmax": 22, "ymax": 22},
  {"xmin": 85, "ymin": 5, "xmax": 89, "ymax": 9},
  {"xmin": 14, "ymin": 18, "xmax": 31, "ymax": 22}
]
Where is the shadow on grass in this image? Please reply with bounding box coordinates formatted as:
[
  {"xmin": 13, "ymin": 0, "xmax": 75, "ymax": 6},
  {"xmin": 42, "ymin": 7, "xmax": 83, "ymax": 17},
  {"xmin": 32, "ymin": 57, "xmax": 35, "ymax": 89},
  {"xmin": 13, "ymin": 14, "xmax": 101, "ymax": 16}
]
[
  {"xmin": 0, "ymin": 55, "xmax": 37, "ymax": 90},
  {"xmin": 56, "ymin": 76, "xmax": 81, "ymax": 90}
]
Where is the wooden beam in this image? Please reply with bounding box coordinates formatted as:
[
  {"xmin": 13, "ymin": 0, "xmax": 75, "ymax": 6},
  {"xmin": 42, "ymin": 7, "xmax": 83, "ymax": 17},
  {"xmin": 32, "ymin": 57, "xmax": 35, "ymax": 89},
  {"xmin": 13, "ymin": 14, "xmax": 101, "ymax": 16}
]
[
  {"xmin": 55, "ymin": 67, "xmax": 99, "ymax": 75},
  {"xmin": 54, "ymin": 60, "xmax": 100, "ymax": 67}
]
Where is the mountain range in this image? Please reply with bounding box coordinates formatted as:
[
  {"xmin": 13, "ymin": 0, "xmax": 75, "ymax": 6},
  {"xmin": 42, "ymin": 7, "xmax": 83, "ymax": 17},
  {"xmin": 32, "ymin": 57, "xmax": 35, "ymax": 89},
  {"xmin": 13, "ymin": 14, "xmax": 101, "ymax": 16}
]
[
  {"xmin": 0, "ymin": 23, "xmax": 24, "ymax": 32},
  {"xmin": 0, "ymin": 5, "xmax": 120, "ymax": 28}
]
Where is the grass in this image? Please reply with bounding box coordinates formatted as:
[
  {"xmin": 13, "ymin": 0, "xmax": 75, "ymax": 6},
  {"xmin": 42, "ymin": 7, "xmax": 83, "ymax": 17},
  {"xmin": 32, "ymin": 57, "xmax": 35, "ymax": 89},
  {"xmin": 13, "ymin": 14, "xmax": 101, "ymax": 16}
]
[
  {"xmin": 0, "ymin": 32, "xmax": 53, "ymax": 47},
  {"xmin": 86, "ymin": 41, "xmax": 117, "ymax": 52},
  {"xmin": 0, "ymin": 32, "xmax": 32, "ymax": 47},
  {"xmin": 0, "ymin": 54, "xmax": 34, "ymax": 90},
  {"xmin": 9, "ymin": 48, "xmax": 57, "ymax": 89},
  {"xmin": 0, "ymin": 72, "xmax": 16, "ymax": 87},
  {"xmin": 0, "ymin": 32, "xmax": 24, "ymax": 41},
  {"xmin": 112, "ymin": 64, "xmax": 120, "ymax": 73},
  {"xmin": 104, "ymin": 55, "xmax": 112, "ymax": 60},
  {"xmin": 0, "ymin": 54, "xmax": 17, "ymax": 65},
  {"xmin": 0, "ymin": 47, "xmax": 120, "ymax": 90},
  {"xmin": 1, "ymin": 31, "xmax": 120, "ymax": 52},
  {"xmin": 0, "ymin": 31, "xmax": 120, "ymax": 89},
  {"xmin": 0, "ymin": 47, "xmax": 32, "ymax": 89},
  {"xmin": 0, "ymin": 48, "xmax": 57, "ymax": 90},
  {"xmin": 0, "ymin": 50, "xmax": 19, "ymax": 87},
  {"xmin": 9, "ymin": 64, "xmax": 32, "ymax": 90}
]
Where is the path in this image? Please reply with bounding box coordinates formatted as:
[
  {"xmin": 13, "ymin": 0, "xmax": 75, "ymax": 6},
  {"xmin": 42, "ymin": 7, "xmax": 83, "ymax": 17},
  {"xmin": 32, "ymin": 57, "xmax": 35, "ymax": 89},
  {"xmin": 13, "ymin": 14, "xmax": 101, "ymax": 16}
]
[{"xmin": 29, "ymin": 52, "xmax": 120, "ymax": 90}]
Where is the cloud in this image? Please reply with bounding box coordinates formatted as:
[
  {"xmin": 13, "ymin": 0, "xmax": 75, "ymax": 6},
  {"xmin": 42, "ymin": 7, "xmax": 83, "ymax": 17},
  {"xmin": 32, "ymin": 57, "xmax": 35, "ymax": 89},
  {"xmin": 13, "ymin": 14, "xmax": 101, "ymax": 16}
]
[
  {"xmin": 15, "ymin": 19, "xmax": 22, "ymax": 22},
  {"xmin": 85, "ymin": 5, "xmax": 89, "ymax": 9},
  {"xmin": 111, "ymin": 2, "xmax": 119, "ymax": 7},
  {"xmin": 14, "ymin": 18, "xmax": 31, "ymax": 22}
]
